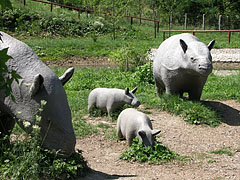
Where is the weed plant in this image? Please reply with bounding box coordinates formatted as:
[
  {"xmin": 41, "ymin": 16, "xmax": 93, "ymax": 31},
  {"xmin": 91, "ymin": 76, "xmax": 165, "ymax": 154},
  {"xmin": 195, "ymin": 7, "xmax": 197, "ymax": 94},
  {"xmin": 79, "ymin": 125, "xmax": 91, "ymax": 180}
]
[
  {"xmin": 120, "ymin": 137, "xmax": 179, "ymax": 164},
  {"xmin": 210, "ymin": 147, "xmax": 234, "ymax": 156}
]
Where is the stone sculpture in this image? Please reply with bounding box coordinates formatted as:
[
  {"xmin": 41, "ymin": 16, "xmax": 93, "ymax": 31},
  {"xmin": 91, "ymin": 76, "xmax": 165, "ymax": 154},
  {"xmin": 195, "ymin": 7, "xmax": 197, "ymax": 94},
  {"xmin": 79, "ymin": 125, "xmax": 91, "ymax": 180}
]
[
  {"xmin": 0, "ymin": 31, "xmax": 76, "ymax": 157},
  {"xmin": 117, "ymin": 108, "xmax": 161, "ymax": 147},
  {"xmin": 88, "ymin": 87, "xmax": 140, "ymax": 118},
  {"xmin": 153, "ymin": 33, "xmax": 215, "ymax": 100}
]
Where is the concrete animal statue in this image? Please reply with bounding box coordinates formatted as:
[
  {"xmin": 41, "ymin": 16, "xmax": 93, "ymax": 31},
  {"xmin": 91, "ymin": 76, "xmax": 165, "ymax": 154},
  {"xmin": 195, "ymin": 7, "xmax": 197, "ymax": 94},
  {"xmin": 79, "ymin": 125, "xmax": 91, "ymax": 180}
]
[
  {"xmin": 0, "ymin": 31, "xmax": 76, "ymax": 157},
  {"xmin": 88, "ymin": 87, "xmax": 140, "ymax": 118},
  {"xmin": 153, "ymin": 33, "xmax": 215, "ymax": 100},
  {"xmin": 117, "ymin": 108, "xmax": 161, "ymax": 147}
]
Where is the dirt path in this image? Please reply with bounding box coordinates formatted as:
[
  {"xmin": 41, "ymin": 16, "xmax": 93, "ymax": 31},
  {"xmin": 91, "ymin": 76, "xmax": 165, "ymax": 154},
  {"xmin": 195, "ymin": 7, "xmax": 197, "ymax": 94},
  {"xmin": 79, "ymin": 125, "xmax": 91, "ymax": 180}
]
[{"xmin": 76, "ymin": 100, "xmax": 240, "ymax": 180}]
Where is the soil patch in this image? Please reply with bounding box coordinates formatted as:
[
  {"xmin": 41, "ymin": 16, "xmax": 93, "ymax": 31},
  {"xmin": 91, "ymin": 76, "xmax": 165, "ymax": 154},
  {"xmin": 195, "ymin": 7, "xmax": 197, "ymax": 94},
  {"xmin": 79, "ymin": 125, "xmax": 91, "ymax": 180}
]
[{"xmin": 44, "ymin": 57, "xmax": 117, "ymax": 68}]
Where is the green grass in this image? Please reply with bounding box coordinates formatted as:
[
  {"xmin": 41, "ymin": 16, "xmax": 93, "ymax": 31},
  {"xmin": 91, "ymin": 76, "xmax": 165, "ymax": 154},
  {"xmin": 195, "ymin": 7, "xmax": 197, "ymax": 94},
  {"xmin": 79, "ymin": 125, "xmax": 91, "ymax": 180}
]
[
  {"xmin": 19, "ymin": 30, "xmax": 240, "ymax": 62},
  {"xmin": 203, "ymin": 72, "xmax": 240, "ymax": 102},
  {"xmin": 210, "ymin": 147, "xmax": 234, "ymax": 156}
]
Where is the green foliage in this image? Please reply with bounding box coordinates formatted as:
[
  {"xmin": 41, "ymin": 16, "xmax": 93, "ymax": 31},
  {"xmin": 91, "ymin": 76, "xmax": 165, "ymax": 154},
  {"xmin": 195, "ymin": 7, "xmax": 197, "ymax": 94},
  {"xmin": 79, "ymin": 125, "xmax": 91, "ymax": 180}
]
[
  {"xmin": 0, "ymin": 39, "xmax": 21, "ymax": 99},
  {"xmin": 119, "ymin": 137, "xmax": 179, "ymax": 164},
  {"xmin": 1, "ymin": 7, "xmax": 111, "ymax": 37},
  {"xmin": 143, "ymin": 93, "xmax": 221, "ymax": 127},
  {"xmin": 0, "ymin": 0, "xmax": 12, "ymax": 10},
  {"xmin": 108, "ymin": 42, "xmax": 148, "ymax": 71},
  {"xmin": 0, "ymin": 101, "xmax": 89, "ymax": 179},
  {"xmin": 133, "ymin": 60, "xmax": 154, "ymax": 84},
  {"xmin": 0, "ymin": 140, "xmax": 88, "ymax": 179}
]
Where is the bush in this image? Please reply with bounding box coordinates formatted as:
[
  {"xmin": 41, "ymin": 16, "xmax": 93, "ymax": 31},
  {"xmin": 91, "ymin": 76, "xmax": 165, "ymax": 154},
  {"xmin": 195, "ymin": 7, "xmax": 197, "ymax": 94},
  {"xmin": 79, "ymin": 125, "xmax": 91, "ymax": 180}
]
[
  {"xmin": 133, "ymin": 61, "xmax": 154, "ymax": 84},
  {"xmin": 108, "ymin": 43, "xmax": 147, "ymax": 71},
  {"xmin": 119, "ymin": 137, "xmax": 178, "ymax": 164},
  {"xmin": 0, "ymin": 8, "xmax": 111, "ymax": 37}
]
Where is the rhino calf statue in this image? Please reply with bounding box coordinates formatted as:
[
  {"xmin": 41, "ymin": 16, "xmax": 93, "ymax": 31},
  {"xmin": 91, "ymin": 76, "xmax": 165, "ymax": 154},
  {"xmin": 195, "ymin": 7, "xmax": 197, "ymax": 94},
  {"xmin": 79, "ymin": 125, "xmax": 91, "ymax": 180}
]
[
  {"xmin": 153, "ymin": 33, "xmax": 215, "ymax": 100},
  {"xmin": 88, "ymin": 87, "xmax": 140, "ymax": 118},
  {"xmin": 117, "ymin": 108, "xmax": 161, "ymax": 147},
  {"xmin": 0, "ymin": 31, "xmax": 76, "ymax": 157}
]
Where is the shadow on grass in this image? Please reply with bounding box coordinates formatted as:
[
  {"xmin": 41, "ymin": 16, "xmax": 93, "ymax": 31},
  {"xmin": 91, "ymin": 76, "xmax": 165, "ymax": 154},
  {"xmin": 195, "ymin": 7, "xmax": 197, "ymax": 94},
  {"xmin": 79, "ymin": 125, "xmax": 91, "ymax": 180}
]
[
  {"xmin": 79, "ymin": 168, "xmax": 137, "ymax": 180},
  {"xmin": 202, "ymin": 100, "xmax": 240, "ymax": 126}
]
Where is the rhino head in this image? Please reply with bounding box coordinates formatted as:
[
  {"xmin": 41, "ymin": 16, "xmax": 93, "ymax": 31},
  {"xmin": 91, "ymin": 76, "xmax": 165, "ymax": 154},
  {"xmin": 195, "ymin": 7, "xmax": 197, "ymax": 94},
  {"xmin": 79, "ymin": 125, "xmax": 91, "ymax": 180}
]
[
  {"xmin": 179, "ymin": 39, "xmax": 215, "ymax": 76},
  {"xmin": 124, "ymin": 87, "xmax": 140, "ymax": 107},
  {"xmin": 138, "ymin": 129, "xmax": 161, "ymax": 147},
  {"xmin": 4, "ymin": 67, "xmax": 76, "ymax": 157}
]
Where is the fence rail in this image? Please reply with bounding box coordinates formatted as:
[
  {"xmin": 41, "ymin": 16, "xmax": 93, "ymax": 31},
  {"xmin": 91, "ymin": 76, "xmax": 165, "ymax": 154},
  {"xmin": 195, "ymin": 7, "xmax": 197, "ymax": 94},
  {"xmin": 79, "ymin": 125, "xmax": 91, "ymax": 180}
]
[
  {"xmin": 161, "ymin": 30, "xmax": 240, "ymax": 44},
  {"xmin": 24, "ymin": 0, "xmax": 159, "ymax": 32}
]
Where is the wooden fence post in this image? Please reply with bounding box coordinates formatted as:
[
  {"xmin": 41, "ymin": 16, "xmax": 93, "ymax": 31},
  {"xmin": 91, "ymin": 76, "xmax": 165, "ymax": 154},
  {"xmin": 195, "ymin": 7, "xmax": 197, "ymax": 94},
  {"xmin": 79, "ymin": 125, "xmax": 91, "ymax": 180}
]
[
  {"xmin": 78, "ymin": 9, "xmax": 81, "ymax": 19},
  {"xmin": 50, "ymin": 3, "xmax": 53, "ymax": 12},
  {"xmin": 219, "ymin": 15, "xmax": 222, "ymax": 30},
  {"xmin": 184, "ymin": 13, "xmax": 187, "ymax": 29},
  {"xmin": 228, "ymin": 31, "xmax": 231, "ymax": 44},
  {"xmin": 202, "ymin": 14, "xmax": 205, "ymax": 30}
]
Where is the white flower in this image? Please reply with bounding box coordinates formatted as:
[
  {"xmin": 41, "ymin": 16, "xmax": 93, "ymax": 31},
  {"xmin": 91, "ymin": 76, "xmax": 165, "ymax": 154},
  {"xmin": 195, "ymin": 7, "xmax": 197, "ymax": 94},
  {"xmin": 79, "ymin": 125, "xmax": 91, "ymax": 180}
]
[
  {"xmin": 33, "ymin": 125, "xmax": 40, "ymax": 131},
  {"xmin": 41, "ymin": 100, "xmax": 47, "ymax": 106},
  {"xmin": 36, "ymin": 115, "xmax": 41, "ymax": 123},
  {"xmin": 23, "ymin": 121, "xmax": 31, "ymax": 128}
]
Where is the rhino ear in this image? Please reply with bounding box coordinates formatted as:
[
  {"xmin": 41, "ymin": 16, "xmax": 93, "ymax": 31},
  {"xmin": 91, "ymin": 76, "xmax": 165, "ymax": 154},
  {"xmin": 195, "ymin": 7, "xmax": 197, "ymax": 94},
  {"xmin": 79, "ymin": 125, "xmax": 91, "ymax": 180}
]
[
  {"xmin": 59, "ymin": 67, "xmax": 74, "ymax": 86},
  {"xmin": 207, "ymin": 40, "xmax": 215, "ymax": 51},
  {"xmin": 29, "ymin": 74, "xmax": 44, "ymax": 97},
  {"xmin": 131, "ymin": 87, "xmax": 137, "ymax": 94},
  {"xmin": 125, "ymin": 87, "xmax": 129, "ymax": 95},
  {"xmin": 180, "ymin": 39, "xmax": 188, "ymax": 53},
  {"xmin": 152, "ymin": 130, "xmax": 161, "ymax": 136},
  {"xmin": 138, "ymin": 130, "xmax": 146, "ymax": 138}
]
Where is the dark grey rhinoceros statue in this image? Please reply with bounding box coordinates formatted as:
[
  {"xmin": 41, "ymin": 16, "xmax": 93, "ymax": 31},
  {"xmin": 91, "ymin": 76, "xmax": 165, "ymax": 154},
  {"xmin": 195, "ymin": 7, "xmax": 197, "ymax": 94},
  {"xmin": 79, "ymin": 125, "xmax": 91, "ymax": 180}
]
[
  {"xmin": 0, "ymin": 31, "xmax": 76, "ymax": 157},
  {"xmin": 153, "ymin": 33, "xmax": 215, "ymax": 100}
]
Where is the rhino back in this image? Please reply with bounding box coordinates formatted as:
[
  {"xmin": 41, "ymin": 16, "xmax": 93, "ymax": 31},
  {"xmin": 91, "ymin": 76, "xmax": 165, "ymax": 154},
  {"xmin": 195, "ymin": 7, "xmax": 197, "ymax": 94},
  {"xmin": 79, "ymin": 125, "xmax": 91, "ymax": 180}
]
[
  {"xmin": 118, "ymin": 108, "xmax": 152, "ymax": 137},
  {"xmin": 0, "ymin": 31, "xmax": 55, "ymax": 82},
  {"xmin": 90, "ymin": 88, "xmax": 125, "ymax": 109}
]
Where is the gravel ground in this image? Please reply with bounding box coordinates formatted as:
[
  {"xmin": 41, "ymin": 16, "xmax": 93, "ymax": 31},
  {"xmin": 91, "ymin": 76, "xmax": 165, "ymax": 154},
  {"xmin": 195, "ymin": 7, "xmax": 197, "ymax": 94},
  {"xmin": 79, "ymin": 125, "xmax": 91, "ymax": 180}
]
[
  {"xmin": 149, "ymin": 48, "xmax": 240, "ymax": 63},
  {"xmin": 211, "ymin": 49, "xmax": 240, "ymax": 62},
  {"xmin": 77, "ymin": 100, "xmax": 240, "ymax": 180}
]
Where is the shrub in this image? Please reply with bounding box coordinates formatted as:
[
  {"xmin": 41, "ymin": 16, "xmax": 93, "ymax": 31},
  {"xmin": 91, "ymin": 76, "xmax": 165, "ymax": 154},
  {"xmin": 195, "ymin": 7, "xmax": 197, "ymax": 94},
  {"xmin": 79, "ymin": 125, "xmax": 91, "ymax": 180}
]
[
  {"xmin": 133, "ymin": 60, "xmax": 154, "ymax": 84},
  {"xmin": 119, "ymin": 137, "xmax": 178, "ymax": 164},
  {"xmin": 108, "ymin": 43, "xmax": 147, "ymax": 71},
  {"xmin": 0, "ymin": 8, "xmax": 111, "ymax": 37}
]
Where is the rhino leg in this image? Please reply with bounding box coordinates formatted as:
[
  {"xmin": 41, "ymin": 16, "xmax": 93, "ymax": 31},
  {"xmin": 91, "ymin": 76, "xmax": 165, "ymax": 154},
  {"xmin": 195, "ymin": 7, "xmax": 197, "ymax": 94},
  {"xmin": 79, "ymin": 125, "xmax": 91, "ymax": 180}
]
[
  {"xmin": 154, "ymin": 77, "xmax": 165, "ymax": 97},
  {"xmin": 106, "ymin": 105, "xmax": 113, "ymax": 120},
  {"xmin": 88, "ymin": 103, "xmax": 94, "ymax": 114},
  {"xmin": 126, "ymin": 134, "xmax": 136, "ymax": 147},
  {"xmin": 117, "ymin": 127, "xmax": 124, "ymax": 140},
  {"xmin": 0, "ymin": 114, "xmax": 15, "ymax": 141},
  {"xmin": 189, "ymin": 89, "xmax": 202, "ymax": 101}
]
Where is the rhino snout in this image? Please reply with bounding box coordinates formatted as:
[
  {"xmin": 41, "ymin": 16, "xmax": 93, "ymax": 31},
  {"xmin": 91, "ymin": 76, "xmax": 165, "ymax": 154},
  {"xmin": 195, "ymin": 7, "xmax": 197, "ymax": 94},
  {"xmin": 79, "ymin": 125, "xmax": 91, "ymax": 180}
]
[
  {"xmin": 198, "ymin": 63, "xmax": 212, "ymax": 75},
  {"xmin": 198, "ymin": 63, "xmax": 212, "ymax": 70},
  {"xmin": 131, "ymin": 100, "xmax": 140, "ymax": 107}
]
